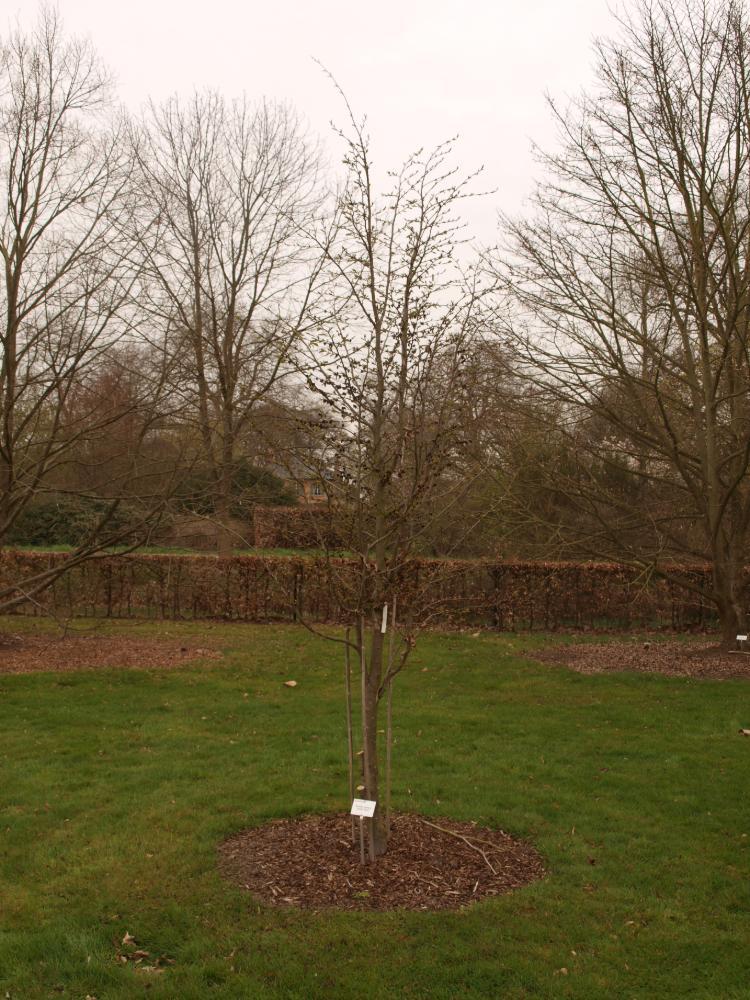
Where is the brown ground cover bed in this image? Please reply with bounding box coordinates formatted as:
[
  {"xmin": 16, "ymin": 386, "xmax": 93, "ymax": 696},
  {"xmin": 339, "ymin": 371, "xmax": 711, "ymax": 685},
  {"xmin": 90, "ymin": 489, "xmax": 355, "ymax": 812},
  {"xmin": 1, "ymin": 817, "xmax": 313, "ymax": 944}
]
[
  {"xmin": 0, "ymin": 631, "xmax": 221, "ymax": 674},
  {"xmin": 535, "ymin": 638, "xmax": 750, "ymax": 679},
  {"xmin": 218, "ymin": 811, "xmax": 545, "ymax": 911}
]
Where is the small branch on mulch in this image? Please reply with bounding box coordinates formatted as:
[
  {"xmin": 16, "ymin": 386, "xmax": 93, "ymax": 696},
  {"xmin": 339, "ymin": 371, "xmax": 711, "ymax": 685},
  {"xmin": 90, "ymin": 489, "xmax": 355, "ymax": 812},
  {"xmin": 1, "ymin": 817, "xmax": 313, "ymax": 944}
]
[{"xmin": 418, "ymin": 817, "xmax": 498, "ymax": 874}]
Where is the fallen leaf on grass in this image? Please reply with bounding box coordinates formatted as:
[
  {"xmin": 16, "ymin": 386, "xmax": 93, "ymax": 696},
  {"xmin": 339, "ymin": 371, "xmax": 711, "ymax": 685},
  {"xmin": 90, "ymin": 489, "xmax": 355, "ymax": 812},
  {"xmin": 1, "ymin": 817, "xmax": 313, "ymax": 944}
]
[
  {"xmin": 739, "ymin": 729, "xmax": 750, "ymax": 736},
  {"xmin": 283, "ymin": 680, "xmax": 297, "ymax": 688}
]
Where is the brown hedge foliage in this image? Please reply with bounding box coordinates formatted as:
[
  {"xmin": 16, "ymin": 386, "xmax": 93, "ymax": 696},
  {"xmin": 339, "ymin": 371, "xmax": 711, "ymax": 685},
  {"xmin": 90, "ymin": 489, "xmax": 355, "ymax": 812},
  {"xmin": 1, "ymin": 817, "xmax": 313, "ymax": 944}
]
[
  {"xmin": 0, "ymin": 549, "xmax": 719, "ymax": 630},
  {"xmin": 253, "ymin": 506, "xmax": 341, "ymax": 549}
]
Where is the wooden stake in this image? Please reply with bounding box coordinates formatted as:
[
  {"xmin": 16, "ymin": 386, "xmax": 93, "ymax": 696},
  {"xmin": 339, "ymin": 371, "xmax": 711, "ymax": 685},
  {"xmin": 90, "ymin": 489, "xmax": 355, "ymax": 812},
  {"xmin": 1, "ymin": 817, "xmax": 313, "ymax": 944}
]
[
  {"xmin": 359, "ymin": 616, "xmax": 375, "ymax": 862},
  {"xmin": 385, "ymin": 595, "xmax": 397, "ymax": 836},
  {"xmin": 368, "ymin": 815, "xmax": 376, "ymax": 863},
  {"xmin": 359, "ymin": 615, "xmax": 368, "ymax": 793},
  {"xmin": 344, "ymin": 627, "xmax": 355, "ymax": 843}
]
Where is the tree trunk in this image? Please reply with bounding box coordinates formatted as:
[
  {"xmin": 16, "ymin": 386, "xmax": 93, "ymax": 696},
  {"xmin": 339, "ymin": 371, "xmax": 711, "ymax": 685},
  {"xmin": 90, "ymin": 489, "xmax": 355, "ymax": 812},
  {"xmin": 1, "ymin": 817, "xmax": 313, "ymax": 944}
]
[
  {"xmin": 713, "ymin": 555, "xmax": 747, "ymax": 649},
  {"xmin": 0, "ymin": 312, "xmax": 18, "ymax": 541},
  {"xmin": 216, "ymin": 438, "xmax": 234, "ymax": 558},
  {"xmin": 0, "ymin": 457, "xmax": 12, "ymax": 537},
  {"xmin": 216, "ymin": 497, "xmax": 233, "ymax": 559},
  {"xmin": 361, "ymin": 623, "xmax": 388, "ymax": 857}
]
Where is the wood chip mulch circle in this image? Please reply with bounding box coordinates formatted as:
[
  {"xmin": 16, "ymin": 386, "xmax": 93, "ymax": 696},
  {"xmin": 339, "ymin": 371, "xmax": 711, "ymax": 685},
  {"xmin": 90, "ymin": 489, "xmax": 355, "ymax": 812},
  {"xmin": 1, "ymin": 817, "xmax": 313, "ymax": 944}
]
[
  {"xmin": 0, "ymin": 632, "xmax": 221, "ymax": 674},
  {"xmin": 218, "ymin": 811, "xmax": 545, "ymax": 911},
  {"xmin": 534, "ymin": 638, "xmax": 750, "ymax": 680}
]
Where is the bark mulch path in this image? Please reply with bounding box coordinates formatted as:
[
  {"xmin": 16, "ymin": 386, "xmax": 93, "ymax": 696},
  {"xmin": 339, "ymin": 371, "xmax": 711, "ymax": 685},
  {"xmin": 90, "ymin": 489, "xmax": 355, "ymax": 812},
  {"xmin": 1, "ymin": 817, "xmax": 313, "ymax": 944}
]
[
  {"xmin": 0, "ymin": 632, "xmax": 221, "ymax": 674},
  {"xmin": 534, "ymin": 638, "xmax": 750, "ymax": 680},
  {"xmin": 218, "ymin": 811, "xmax": 545, "ymax": 911}
]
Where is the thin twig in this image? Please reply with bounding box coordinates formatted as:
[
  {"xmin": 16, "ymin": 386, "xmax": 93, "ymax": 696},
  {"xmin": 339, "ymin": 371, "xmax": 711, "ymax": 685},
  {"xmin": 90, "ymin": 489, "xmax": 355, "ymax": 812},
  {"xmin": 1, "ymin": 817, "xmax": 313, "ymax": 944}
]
[{"xmin": 419, "ymin": 818, "xmax": 498, "ymax": 875}]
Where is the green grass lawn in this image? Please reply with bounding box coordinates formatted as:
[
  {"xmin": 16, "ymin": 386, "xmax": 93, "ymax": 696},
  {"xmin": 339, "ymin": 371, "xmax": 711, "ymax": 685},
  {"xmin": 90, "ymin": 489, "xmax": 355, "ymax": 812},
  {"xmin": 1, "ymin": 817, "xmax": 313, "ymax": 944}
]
[{"xmin": 0, "ymin": 619, "xmax": 748, "ymax": 999}]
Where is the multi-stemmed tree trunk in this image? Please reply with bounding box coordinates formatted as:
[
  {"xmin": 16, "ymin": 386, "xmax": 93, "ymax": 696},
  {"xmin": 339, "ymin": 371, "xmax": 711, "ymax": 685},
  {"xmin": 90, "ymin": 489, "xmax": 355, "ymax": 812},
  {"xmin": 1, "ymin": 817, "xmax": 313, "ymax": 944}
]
[{"xmin": 494, "ymin": 0, "xmax": 750, "ymax": 646}]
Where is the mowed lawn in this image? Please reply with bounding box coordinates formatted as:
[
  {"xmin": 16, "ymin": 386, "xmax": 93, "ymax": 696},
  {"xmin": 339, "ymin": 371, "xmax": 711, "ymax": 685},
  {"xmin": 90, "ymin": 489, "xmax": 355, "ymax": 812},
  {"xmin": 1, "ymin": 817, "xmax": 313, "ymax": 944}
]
[{"xmin": 0, "ymin": 618, "xmax": 748, "ymax": 999}]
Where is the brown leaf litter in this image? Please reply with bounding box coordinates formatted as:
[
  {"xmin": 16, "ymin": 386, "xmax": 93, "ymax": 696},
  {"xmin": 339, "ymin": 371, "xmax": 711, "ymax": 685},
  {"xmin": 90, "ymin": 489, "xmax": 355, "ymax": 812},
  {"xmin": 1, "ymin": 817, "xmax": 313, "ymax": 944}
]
[
  {"xmin": 218, "ymin": 811, "xmax": 545, "ymax": 911},
  {"xmin": 534, "ymin": 638, "xmax": 750, "ymax": 679},
  {"xmin": 115, "ymin": 929, "xmax": 174, "ymax": 974},
  {"xmin": 0, "ymin": 630, "xmax": 221, "ymax": 674}
]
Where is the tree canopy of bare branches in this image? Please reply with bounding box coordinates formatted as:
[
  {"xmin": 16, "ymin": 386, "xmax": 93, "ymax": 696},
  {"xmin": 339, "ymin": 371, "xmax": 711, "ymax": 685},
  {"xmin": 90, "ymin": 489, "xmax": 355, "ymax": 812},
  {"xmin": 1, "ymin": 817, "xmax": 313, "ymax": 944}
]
[
  {"xmin": 303, "ymin": 95, "xmax": 488, "ymax": 855},
  {"xmin": 0, "ymin": 8, "xmax": 173, "ymax": 611},
  {"xmin": 493, "ymin": 0, "xmax": 750, "ymax": 643},
  {"xmin": 131, "ymin": 93, "xmax": 328, "ymax": 555}
]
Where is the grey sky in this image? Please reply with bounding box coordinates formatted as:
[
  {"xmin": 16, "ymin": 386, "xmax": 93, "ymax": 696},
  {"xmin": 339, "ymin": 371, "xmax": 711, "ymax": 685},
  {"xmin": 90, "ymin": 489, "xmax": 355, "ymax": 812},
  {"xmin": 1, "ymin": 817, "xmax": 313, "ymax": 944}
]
[{"xmin": 11, "ymin": 0, "xmax": 617, "ymax": 244}]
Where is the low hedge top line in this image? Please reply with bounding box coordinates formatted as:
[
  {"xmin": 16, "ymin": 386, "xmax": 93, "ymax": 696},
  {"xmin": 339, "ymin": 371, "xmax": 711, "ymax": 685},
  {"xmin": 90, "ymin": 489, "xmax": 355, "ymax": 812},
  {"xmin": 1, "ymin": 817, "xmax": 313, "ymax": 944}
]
[{"xmin": 0, "ymin": 548, "xmax": 721, "ymax": 630}]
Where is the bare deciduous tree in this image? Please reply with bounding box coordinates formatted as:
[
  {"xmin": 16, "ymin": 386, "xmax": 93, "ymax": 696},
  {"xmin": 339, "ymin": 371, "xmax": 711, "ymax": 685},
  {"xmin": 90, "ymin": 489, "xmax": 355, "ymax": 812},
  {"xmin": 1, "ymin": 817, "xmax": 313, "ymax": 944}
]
[
  {"xmin": 0, "ymin": 8, "xmax": 171, "ymax": 611},
  {"xmin": 303, "ymin": 97, "xmax": 487, "ymax": 856},
  {"xmin": 132, "ymin": 93, "xmax": 328, "ymax": 556},
  {"xmin": 494, "ymin": 0, "xmax": 750, "ymax": 644}
]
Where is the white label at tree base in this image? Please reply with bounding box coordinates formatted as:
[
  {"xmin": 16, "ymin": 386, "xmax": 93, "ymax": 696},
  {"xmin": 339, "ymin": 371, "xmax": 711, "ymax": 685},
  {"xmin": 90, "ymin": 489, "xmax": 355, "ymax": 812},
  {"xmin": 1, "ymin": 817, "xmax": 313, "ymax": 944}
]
[
  {"xmin": 351, "ymin": 798, "xmax": 376, "ymax": 818},
  {"xmin": 738, "ymin": 635, "xmax": 748, "ymax": 642}
]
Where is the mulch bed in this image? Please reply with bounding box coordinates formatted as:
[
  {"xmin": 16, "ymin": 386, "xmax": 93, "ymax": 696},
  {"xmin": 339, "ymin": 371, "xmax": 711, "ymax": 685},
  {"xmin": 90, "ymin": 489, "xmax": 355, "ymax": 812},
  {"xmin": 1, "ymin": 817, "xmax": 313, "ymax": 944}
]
[
  {"xmin": 534, "ymin": 638, "xmax": 750, "ymax": 679},
  {"xmin": 0, "ymin": 632, "xmax": 221, "ymax": 674},
  {"xmin": 218, "ymin": 812, "xmax": 545, "ymax": 911}
]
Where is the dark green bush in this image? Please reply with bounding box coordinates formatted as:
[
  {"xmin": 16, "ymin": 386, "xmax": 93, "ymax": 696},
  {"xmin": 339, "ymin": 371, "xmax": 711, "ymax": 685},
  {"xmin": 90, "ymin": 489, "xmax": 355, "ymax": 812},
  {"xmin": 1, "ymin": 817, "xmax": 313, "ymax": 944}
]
[
  {"xmin": 6, "ymin": 496, "xmax": 136, "ymax": 547},
  {"xmin": 177, "ymin": 461, "xmax": 296, "ymax": 515}
]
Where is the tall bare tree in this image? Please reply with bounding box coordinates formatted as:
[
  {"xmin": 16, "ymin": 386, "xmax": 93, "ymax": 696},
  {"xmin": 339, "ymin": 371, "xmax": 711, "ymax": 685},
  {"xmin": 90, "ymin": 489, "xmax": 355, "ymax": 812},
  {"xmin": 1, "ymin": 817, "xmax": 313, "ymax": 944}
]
[
  {"xmin": 0, "ymin": 8, "xmax": 170, "ymax": 611},
  {"xmin": 304, "ymin": 98, "xmax": 487, "ymax": 856},
  {"xmin": 132, "ymin": 93, "xmax": 328, "ymax": 556},
  {"xmin": 494, "ymin": 0, "xmax": 750, "ymax": 644}
]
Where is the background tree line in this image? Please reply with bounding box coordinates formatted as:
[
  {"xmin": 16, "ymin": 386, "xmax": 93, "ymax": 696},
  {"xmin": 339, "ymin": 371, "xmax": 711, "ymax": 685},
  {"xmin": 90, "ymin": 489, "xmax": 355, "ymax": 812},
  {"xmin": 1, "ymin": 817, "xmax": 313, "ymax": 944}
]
[{"xmin": 3, "ymin": 0, "xmax": 750, "ymax": 652}]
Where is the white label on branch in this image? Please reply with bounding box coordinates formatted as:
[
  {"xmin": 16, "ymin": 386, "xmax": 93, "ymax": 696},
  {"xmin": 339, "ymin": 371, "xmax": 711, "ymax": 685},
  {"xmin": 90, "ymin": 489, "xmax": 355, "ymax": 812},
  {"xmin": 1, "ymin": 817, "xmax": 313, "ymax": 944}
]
[{"xmin": 350, "ymin": 798, "xmax": 377, "ymax": 818}]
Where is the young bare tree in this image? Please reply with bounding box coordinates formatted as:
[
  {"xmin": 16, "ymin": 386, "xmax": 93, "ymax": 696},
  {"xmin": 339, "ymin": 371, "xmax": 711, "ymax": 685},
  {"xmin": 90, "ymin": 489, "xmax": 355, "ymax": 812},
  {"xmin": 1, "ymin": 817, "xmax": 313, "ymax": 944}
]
[
  {"xmin": 493, "ymin": 0, "xmax": 750, "ymax": 644},
  {"xmin": 0, "ymin": 8, "xmax": 171, "ymax": 612},
  {"xmin": 131, "ymin": 93, "xmax": 328, "ymax": 556},
  {"xmin": 303, "ymin": 100, "xmax": 487, "ymax": 856}
]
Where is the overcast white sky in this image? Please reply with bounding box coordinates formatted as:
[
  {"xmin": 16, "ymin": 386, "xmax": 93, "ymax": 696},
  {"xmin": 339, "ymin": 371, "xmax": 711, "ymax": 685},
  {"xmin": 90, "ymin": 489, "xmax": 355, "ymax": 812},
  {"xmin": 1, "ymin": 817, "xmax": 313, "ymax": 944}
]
[{"xmin": 9, "ymin": 0, "xmax": 618, "ymax": 244}]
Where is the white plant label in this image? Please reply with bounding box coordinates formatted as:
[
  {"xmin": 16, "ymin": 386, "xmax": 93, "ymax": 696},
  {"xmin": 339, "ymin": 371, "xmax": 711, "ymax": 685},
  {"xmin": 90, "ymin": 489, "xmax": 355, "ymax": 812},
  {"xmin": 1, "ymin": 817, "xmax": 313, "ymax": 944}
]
[
  {"xmin": 350, "ymin": 798, "xmax": 377, "ymax": 818},
  {"xmin": 737, "ymin": 635, "xmax": 747, "ymax": 642},
  {"xmin": 381, "ymin": 604, "xmax": 388, "ymax": 633}
]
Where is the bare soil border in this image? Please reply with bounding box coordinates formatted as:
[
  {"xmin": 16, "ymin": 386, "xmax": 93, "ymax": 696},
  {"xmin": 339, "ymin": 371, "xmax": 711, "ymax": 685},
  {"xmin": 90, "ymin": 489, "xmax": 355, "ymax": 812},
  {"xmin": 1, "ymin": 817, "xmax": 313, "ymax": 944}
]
[
  {"xmin": 218, "ymin": 811, "xmax": 545, "ymax": 911},
  {"xmin": 0, "ymin": 632, "xmax": 221, "ymax": 674},
  {"xmin": 533, "ymin": 638, "xmax": 750, "ymax": 680}
]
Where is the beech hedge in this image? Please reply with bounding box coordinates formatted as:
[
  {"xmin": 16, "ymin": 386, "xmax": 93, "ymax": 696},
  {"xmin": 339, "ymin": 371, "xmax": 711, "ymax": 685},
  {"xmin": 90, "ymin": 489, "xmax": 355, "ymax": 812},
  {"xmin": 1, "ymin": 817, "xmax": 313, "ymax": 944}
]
[
  {"xmin": 252, "ymin": 505, "xmax": 340, "ymax": 549},
  {"xmin": 0, "ymin": 549, "xmax": 718, "ymax": 630}
]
